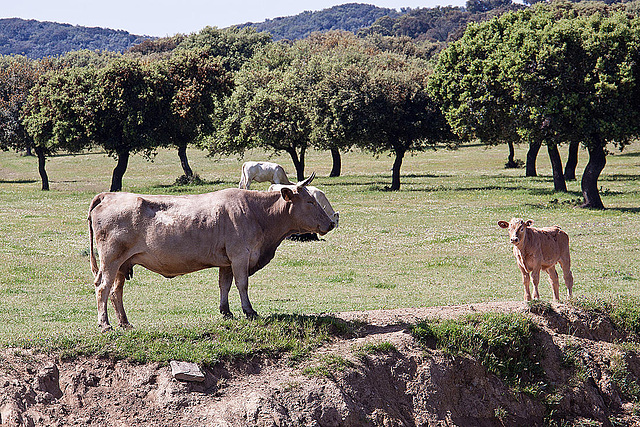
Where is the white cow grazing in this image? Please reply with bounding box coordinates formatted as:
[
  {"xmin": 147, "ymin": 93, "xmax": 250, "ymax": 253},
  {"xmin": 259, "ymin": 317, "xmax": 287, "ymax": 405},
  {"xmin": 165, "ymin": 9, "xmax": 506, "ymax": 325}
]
[
  {"xmin": 239, "ymin": 161, "xmax": 292, "ymax": 189},
  {"xmin": 269, "ymin": 183, "xmax": 339, "ymax": 227}
]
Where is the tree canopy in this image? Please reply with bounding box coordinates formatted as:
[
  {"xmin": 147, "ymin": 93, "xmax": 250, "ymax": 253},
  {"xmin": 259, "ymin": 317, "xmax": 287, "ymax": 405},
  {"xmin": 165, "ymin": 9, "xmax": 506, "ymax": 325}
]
[
  {"xmin": 241, "ymin": 3, "xmax": 403, "ymax": 41},
  {"xmin": 429, "ymin": 0, "xmax": 640, "ymax": 208},
  {"xmin": 213, "ymin": 31, "xmax": 456, "ymax": 188}
]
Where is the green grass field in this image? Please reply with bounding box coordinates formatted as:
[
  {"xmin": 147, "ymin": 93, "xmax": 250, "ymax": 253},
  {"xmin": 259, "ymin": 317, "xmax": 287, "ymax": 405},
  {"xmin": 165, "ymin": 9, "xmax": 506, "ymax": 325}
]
[{"xmin": 0, "ymin": 142, "xmax": 639, "ymax": 348}]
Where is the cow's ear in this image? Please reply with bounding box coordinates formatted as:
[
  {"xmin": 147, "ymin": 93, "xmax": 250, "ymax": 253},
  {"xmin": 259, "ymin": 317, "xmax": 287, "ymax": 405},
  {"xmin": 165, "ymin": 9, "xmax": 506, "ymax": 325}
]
[
  {"xmin": 281, "ymin": 187, "xmax": 295, "ymax": 202},
  {"xmin": 525, "ymin": 219, "xmax": 534, "ymax": 227},
  {"xmin": 497, "ymin": 221, "xmax": 509, "ymax": 229}
]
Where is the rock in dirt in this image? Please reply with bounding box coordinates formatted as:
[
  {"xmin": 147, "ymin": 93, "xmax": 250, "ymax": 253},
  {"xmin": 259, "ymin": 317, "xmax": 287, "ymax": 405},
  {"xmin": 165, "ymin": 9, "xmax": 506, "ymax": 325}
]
[{"xmin": 169, "ymin": 361, "xmax": 205, "ymax": 382}]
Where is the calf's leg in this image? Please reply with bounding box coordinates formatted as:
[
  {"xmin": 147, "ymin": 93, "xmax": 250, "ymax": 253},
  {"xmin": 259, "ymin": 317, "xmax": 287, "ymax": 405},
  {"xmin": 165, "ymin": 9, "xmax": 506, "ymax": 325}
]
[
  {"xmin": 531, "ymin": 269, "xmax": 541, "ymax": 300},
  {"xmin": 546, "ymin": 266, "xmax": 560, "ymax": 301},
  {"xmin": 218, "ymin": 266, "xmax": 234, "ymax": 318},
  {"xmin": 559, "ymin": 257, "xmax": 574, "ymax": 298},
  {"xmin": 520, "ymin": 267, "xmax": 532, "ymax": 301}
]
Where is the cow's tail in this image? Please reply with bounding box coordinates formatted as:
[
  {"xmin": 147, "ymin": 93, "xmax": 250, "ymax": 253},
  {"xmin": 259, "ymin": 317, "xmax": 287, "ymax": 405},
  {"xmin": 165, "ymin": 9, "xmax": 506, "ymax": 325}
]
[{"xmin": 88, "ymin": 193, "xmax": 105, "ymax": 277}]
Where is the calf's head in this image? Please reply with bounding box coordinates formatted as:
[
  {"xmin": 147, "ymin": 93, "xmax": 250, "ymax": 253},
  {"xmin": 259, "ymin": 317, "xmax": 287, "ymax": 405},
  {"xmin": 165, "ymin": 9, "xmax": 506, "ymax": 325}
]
[
  {"xmin": 498, "ymin": 218, "xmax": 533, "ymax": 246},
  {"xmin": 280, "ymin": 173, "xmax": 335, "ymax": 235}
]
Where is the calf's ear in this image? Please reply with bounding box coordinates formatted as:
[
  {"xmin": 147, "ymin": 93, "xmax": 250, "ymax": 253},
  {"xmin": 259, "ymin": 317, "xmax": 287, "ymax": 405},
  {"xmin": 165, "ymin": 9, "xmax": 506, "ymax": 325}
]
[
  {"xmin": 525, "ymin": 219, "xmax": 534, "ymax": 227},
  {"xmin": 281, "ymin": 187, "xmax": 295, "ymax": 202},
  {"xmin": 497, "ymin": 220, "xmax": 509, "ymax": 229}
]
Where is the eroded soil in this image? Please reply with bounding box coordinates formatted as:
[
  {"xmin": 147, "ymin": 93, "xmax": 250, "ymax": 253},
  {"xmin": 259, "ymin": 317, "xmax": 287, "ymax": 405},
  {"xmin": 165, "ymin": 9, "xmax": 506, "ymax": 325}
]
[{"xmin": 1, "ymin": 302, "xmax": 639, "ymax": 426}]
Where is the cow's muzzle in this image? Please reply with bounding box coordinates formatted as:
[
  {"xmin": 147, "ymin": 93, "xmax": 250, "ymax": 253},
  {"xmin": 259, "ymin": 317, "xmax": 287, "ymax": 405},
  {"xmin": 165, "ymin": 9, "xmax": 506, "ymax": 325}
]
[{"xmin": 318, "ymin": 221, "xmax": 336, "ymax": 236}]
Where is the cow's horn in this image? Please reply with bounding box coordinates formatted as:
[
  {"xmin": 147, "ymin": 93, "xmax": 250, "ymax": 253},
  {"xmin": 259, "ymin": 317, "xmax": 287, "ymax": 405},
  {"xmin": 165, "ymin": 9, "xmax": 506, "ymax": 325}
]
[{"xmin": 298, "ymin": 172, "xmax": 316, "ymax": 187}]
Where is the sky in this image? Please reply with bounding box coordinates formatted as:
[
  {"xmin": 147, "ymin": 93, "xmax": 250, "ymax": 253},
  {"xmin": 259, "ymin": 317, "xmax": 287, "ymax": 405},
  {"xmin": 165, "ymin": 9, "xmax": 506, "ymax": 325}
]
[{"xmin": 1, "ymin": 0, "xmax": 467, "ymax": 37}]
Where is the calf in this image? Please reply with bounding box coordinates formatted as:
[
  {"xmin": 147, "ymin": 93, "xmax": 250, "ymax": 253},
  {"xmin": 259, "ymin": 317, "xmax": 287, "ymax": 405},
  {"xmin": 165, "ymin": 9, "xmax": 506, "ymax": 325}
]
[
  {"xmin": 239, "ymin": 161, "xmax": 292, "ymax": 189},
  {"xmin": 498, "ymin": 218, "xmax": 574, "ymax": 301}
]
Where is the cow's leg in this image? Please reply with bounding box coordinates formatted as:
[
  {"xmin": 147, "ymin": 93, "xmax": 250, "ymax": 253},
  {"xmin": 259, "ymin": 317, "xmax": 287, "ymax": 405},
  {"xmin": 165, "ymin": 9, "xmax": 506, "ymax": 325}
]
[
  {"xmin": 559, "ymin": 257, "xmax": 574, "ymax": 298},
  {"xmin": 520, "ymin": 268, "xmax": 532, "ymax": 301},
  {"xmin": 110, "ymin": 270, "xmax": 133, "ymax": 329},
  {"xmin": 231, "ymin": 258, "xmax": 258, "ymax": 319},
  {"xmin": 94, "ymin": 268, "xmax": 116, "ymax": 332},
  {"xmin": 546, "ymin": 266, "xmax": 560, "ymax": 301},
  {"xmin": 219, "ymin": 266, "xmax": 234, "ymax": 318},
  {"xmin": 531, "ymin": 269, "xmax": 541, "ymax": 300}
]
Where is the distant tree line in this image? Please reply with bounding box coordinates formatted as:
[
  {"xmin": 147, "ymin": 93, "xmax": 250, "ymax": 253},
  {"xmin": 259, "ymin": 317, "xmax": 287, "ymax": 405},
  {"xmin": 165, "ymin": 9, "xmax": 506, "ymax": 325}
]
[
  {"xmin": 1, "ymin": 1, "xmax": 640, "ymax": 208},
  {"xmin": 240, "ymin": 3, "xmax": 404, "ymax": 41},
  {"xmin": 0, "ymin": 18, "xmax": 151, "ymax": 59}
]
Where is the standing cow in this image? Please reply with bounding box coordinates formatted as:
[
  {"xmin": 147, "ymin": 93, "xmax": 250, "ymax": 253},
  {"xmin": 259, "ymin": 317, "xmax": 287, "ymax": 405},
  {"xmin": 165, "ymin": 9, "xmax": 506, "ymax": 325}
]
[
  {"xmin": 498, "ymin": 218, "xmax": 574, "ymax": 301},
  {"xmin": 88, "ymin": 174, "xmax": 334, "ymax": 332},
  {"xmin": 239, "ymin": 161, "xmax": 292, "ymax": 189}
]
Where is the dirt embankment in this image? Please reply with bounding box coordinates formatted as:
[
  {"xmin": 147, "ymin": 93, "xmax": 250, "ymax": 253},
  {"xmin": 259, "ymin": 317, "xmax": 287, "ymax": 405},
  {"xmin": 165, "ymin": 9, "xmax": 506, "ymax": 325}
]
[{"xmin": 1, "ymin": 302, "xmax": 639, "ymax": 427}]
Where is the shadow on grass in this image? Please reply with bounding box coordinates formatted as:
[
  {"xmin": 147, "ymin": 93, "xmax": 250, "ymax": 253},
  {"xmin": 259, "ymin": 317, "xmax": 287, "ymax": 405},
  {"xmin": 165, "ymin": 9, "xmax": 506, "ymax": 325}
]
[
  {"xmin": 0, "ymin": 179, "xmax": 37, "ymax": 184},
  {"xmin": 50, "ymin": 150, "xmax": 106, "ymax": 158},
  {"xmin": 606, "ymin": 207, "xmax": 640, "ymax": 213},
  {"xmin": 150, "ymin": 175, "xmax": 235, "ymax": 192},
  {"xmin": 617, "ymin": 151, "xmax": 640, "ymax": 158},
  {"xmin": 319, "ymin": 179, "xmax": 395, "ymax": 187},
  {"xmin": 264, "ymin": 313, "xmax": 357, "ymax": 337},
  {"xmin": 404, "ymin": 173, "xmax": 451, "ymax": 179},
  {"xmin": 601, "ymin": 174, "xmax": 640, "ymax": 182}
]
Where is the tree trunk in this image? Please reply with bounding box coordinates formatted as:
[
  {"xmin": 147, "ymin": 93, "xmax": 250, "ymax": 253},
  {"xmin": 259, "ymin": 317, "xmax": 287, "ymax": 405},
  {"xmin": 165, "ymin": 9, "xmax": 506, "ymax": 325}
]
[
  {"xmin": 177, "ymin": 144, "xmax": 193, "ymax": 178},
  {"xmin": 286, "ymin": 146, "xmax": 306, "ymax": 181},
  {"xmin": 564, "ymin": 141, "xmax": 579, "ymax": 181},
  {"xmin": 547, "ymin": 144, "xmax": 567, "ymax": 192},
  {"xmin": 329, "ymin": 147, "xmax": 341, "ymax": 177},
  {"xmin": 110, "ymin": 150, "xmax": 130, "ymax": 192},
  {"xmin": 581, "ymin": 140, "xmax": 606, "ymax": 209},
  {"xmin": 390, "ymin": 148, "xmax": 405, "ymax": 191},
  {"xmin": 34, "ymin": 146, "xmax": 49, "ymax": 191},
  {"xmin": 505, "ymin": 141, "xmax": 517, "ymax": 168},
  {"xmin": 526, "ymin": 140, "xmax": 541, "ymax": 177}
]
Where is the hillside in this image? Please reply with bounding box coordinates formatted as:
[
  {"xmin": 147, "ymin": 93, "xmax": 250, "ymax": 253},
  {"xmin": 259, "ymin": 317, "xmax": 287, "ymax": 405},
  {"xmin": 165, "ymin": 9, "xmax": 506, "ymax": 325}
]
[
  {"xmin": 239, "ymin": 3, "xmax": 406, "ymax": 40},
  {"xmin": 0, "ymin": 3, "xmax": 511, "ymax": 58},
  {"xmin": 0, "ymin": 18, "xmax": 152, "ymax": 59},
  {"xmin": 0, "ymin": 4, "xmax": 403, "ymax": 58},
  {"xmin": 359, "ymin": 3, "xmax": 524, "ymax": 43}
]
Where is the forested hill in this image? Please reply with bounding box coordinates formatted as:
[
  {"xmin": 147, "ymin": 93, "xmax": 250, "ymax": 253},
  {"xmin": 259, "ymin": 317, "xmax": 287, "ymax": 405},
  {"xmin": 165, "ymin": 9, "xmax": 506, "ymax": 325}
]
[
  {"xmin": 239, "ymin": 3, "xmax": 406, "ymax": 40},
  {"xmin": 0, "ymin": 18, "xmax": 151, "ymax": 58}
]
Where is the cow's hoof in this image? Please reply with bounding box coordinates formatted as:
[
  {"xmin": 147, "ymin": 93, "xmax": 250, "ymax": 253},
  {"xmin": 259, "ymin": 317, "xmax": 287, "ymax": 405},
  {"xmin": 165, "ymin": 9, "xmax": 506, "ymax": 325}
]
[
  {"xmin": 120, "ymin": 323, "xmax": 134, "ymax": 330},
  {"xmin": 244, "ymin": 311, "xmax": 259, "ymax": 320},
  {"xmin": 221, "ymin": 311, "xmax": 234, "ymax": 319},
  {"xmin": 101, "ymin": 325, "xmax": 113, "ymax": 333}
]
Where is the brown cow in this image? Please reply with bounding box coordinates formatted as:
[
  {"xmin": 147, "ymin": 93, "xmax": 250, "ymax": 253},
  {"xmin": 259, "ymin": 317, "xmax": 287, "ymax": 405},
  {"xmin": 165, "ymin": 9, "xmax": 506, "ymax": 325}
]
[
  {"xmin": 498, "ymin": 218, "xmax": 574, "ymax": 301},
  {"xmin": 88, "ymin": 174, "xmax": 334, "ymax": 332}
]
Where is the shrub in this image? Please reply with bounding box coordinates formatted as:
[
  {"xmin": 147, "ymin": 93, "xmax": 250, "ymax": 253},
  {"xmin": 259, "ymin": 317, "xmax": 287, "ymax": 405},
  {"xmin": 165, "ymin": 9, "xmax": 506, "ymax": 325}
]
[{"xmin": 411, "ymin": 312, "xmax": 543, "ymax": 390}]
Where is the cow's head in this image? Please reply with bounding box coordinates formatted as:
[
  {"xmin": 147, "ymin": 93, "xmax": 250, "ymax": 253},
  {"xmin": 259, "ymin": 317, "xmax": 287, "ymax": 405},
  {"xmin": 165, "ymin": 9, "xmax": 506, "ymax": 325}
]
[
  {"xmin": 280, "ymin": 173, "xmax": 335, "ymax": 235},
  {"xmin": 498, "ymin": 218, "xmax": 533, "ymax": 247}
]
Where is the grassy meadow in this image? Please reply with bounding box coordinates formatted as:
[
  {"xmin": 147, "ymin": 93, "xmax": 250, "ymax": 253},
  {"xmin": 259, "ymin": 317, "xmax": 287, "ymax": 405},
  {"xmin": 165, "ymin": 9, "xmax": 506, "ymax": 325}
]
[{"xmin": 0, "ymin": 142, "xmax": 639, "ymax": 351}]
